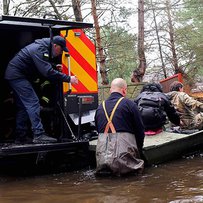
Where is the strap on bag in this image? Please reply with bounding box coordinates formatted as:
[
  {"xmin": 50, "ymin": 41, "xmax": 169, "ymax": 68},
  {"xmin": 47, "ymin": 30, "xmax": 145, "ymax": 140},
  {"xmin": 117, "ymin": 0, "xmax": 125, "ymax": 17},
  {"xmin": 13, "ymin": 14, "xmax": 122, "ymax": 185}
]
[{"xmin": 102, "ymin": 97, "xmax": 124, "ymax": 134}]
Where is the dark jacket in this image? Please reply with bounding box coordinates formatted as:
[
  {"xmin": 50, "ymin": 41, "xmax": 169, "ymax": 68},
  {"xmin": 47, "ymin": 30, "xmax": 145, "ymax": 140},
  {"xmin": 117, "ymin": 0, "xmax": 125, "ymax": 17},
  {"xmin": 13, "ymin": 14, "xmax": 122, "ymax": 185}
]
[
  {"xmin": 95, "ymin": 92, "xmax": 145, "ymax": 151},
  {"xmin": 135, "ymin": 91, "xmax": 180, "ymax": 130},
  {"xmin": 5, "ymin": 38, "xmax": 70, "ymax": 82}
]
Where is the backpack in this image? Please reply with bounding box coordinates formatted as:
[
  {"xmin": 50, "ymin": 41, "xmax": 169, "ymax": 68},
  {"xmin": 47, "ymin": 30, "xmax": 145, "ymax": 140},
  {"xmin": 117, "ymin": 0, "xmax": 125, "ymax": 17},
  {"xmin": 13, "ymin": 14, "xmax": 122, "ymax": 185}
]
[{"xmin": 137, "ymin": 92, "xmax": 166, "ymax": 129}]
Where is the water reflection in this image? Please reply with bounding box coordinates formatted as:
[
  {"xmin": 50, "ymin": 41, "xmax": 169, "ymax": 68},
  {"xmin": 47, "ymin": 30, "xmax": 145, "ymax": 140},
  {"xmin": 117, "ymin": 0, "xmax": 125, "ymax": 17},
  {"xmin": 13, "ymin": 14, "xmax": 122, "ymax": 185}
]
[{"xmin": 0, "ymin": 154, "xmax": 202, "ymax": 203}]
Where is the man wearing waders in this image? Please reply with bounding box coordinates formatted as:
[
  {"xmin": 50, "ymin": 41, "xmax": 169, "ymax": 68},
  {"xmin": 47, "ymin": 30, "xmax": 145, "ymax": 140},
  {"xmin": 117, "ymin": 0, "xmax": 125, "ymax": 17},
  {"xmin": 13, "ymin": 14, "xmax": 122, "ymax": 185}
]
[{"xmin": 95, "ymin": 78, "xmax": 145, "ymax": 176}]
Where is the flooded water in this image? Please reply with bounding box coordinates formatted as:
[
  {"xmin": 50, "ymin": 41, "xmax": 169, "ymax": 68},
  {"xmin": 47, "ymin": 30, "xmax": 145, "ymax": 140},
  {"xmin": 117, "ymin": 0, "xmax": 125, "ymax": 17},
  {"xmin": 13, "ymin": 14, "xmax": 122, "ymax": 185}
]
[{"xmin": 0, "ymin": 154, "xmax": 202, "ymax": 203}]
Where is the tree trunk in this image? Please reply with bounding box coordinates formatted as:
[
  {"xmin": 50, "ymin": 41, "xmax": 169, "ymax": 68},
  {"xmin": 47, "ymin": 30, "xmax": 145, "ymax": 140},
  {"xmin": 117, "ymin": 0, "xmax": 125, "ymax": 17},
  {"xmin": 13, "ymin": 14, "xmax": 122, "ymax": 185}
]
[
  {"xmin": 72, "ymin": 0, "xmax": 83, "ymax": 21},
  {"xmin": 48, "ymin": 0, "xmax": 62, "ymax": 20},
  {"xmin": 3, "ymin": 0, "xmax": 10, "ymax": 15},
  {"xmin": 91, "ymin": 0, "xmax": 108, "ymax": 85},
  {"xmin": 165, "ymin": 0, "xmax": 192, "ymax": 85},
  {"xmin": 132, "ymin": 0, "xmax": 146, "ymax": 83},
  {"xmin": 166, "ymin": 0, "xmax": 180, "ymax": 74},
  {"xmin": 151, "ymin": 0, "xmax": 167, "ymax": 78}
]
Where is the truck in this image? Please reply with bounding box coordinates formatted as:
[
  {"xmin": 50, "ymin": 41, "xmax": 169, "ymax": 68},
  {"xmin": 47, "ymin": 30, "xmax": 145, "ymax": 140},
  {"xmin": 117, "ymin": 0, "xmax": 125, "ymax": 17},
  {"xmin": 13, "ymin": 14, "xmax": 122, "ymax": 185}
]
[{"xmin": 0, "ymin": 15, "xmax": 98, "ymax": 172}]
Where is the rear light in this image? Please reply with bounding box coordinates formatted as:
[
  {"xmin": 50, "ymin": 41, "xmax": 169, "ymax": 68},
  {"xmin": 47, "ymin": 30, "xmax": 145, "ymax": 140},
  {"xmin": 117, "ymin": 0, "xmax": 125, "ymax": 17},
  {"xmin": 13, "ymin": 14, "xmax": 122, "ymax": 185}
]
[{"xmin": 78, "ymin": 96, "xmax": 94, "ymax": 104}]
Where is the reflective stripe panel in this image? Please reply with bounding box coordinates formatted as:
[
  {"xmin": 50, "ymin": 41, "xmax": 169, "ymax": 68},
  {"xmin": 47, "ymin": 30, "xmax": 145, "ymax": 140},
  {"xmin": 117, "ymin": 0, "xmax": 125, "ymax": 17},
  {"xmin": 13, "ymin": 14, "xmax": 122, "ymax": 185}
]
[{"xmin": 61, "ymin": 30, "xmax": 97, "ymax": 94}]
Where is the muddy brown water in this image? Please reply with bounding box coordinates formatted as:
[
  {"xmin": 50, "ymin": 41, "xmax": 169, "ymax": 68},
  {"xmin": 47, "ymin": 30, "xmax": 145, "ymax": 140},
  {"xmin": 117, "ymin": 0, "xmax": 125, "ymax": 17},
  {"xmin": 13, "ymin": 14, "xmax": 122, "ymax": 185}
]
[{"xmin": 0, "ymin": 154, "xmax": 202, "ymax": 203}]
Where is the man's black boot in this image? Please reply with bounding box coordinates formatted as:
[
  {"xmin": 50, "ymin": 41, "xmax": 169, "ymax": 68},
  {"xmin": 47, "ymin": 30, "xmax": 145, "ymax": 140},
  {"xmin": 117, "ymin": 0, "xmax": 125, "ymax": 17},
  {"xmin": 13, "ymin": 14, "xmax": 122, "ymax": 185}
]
[{"xmin": 33, "ymin": 134, "xmax": 57, "ymax": 144}]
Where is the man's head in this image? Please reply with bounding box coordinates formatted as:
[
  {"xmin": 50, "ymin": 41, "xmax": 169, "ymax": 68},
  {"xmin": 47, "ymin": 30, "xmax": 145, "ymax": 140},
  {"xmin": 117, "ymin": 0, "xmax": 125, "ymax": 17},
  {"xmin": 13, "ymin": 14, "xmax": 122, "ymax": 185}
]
[
  {"xmin": 110, "ymin": 78, "xmax": 127, "ymax": 97},
  {"xmin": 52, "ymin": 36, "xmax": 68, "ymax": 56},
  {"xmin": 170, "ymin": 81, "xmax": 183, "ymax": 92}
]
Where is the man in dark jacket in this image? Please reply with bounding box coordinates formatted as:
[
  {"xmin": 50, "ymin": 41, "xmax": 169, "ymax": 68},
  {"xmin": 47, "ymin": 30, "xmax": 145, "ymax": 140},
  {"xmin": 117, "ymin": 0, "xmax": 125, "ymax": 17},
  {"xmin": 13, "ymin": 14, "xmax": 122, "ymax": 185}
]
[
  {"xmin": 95, "ymin": 78, "xmax": 145, "ymax": 175},
  {"xmin": 135, "ymin": 83, "xmax": 180, "ymax": 135},
  {"xmin": 5, "ymin": 36, "xmax": 78, "ymax": 143},
  {"xmin": 95, "ymin": 78, "xmax": 145, "ymax": 152}
]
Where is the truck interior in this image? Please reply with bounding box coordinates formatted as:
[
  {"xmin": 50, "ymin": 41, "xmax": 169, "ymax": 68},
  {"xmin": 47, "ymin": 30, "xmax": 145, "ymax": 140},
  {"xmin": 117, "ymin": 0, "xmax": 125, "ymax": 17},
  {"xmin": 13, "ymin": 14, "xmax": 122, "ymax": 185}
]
[{"xmin": 0, "ymin": 15, "xmax": 97, "ymax": 160}]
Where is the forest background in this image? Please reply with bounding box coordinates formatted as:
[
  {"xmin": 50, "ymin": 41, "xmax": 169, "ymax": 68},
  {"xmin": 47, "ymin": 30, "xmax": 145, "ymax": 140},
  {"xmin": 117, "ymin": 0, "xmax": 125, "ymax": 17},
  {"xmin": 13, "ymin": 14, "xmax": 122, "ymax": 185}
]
[{"xmin": 1, "ymin": 0, "xmax": 203, "ymax": 87}]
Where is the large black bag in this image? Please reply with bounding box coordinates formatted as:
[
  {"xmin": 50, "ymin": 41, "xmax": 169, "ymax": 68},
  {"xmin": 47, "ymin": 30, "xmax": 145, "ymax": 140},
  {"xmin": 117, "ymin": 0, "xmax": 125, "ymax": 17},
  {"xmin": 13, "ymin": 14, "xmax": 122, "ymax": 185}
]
[{"xmin": 137, "ymin": 92, "xmax": 166, "ymax": 129}]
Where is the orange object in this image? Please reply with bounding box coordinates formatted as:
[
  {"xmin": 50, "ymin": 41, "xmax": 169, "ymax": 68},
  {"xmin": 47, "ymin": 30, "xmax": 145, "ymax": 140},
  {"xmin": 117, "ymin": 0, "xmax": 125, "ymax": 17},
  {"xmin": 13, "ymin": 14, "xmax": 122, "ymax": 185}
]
[{"xmin": 160, "ymin": 73, "xmax": 183, "ymax": 93}]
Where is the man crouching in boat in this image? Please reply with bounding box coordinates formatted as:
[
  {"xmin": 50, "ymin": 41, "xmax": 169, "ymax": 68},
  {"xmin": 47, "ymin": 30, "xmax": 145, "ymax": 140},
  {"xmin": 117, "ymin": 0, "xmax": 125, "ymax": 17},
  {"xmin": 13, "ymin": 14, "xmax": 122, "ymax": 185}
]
[
  {"xmin": 167, "ymin": 81, "xmax": 203, "ymax": 130},
  {"xmin": 94, "ymin": 78, "xmax": 145, "ymax": 176},
  {"xmin": 135, "ymin": 83, "xmax": 180, "ymax": 135}
]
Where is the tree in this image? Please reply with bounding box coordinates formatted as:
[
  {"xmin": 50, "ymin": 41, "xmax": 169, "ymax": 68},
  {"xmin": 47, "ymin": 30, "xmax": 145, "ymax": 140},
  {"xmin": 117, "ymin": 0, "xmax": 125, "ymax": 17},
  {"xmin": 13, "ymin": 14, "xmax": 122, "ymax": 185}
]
[
  {"xmin": 91, "ymin": 0, "xmax": 108, "ymax": 85},
  {"xmin": 166, "ymin": 0, "xmax": 179, "ymax": 74},
  {"xmin": 8, "ymin": 0, "xmax": 73, "ymax": 19},
  {"xmin": 102, "ymin": 26, "xmax": 138, "ymax": 83},
  {"xmin": 72, "ymin": 0, "xmax": 83, "ymax": 21},
  {"xmin": 176, "ymin": 0, "xmax": 203, "ymax": 80},
  {"xmin": 151, "ymin": 0, "xmax": 167, "ymax": 78},
  {"xmin": 90, "ymin": 0, "xmax": 135, "ymax": 85},
  {"xmin": 142, "ymin": 0, "xmax": 190, "ymax": 81},
  {"xmin": 3, "ymin": 0, "xmax": 10, "ymax": 15},
  {"xmin": 131, "ymin": 0, "xmax": 146, "ymax": 83}
]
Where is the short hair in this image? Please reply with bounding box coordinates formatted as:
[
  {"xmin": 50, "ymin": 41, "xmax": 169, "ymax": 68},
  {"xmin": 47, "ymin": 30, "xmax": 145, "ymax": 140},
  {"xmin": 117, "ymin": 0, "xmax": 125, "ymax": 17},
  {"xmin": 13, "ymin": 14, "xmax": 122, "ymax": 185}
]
[{"xmin": 169, "ymin": 81, "xmax": 183, "ymax": 91}]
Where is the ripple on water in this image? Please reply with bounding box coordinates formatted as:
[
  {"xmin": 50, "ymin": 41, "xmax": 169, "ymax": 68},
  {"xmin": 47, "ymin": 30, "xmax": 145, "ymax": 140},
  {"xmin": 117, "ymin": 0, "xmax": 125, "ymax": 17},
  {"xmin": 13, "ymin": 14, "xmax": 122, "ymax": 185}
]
[
  {"xmin": 196, "ymin": 170, "xmax": 203, "ymax": 178},
  {"xmin": 169, "ymin": 195, "xmax": 203, "ymax": 203}
]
